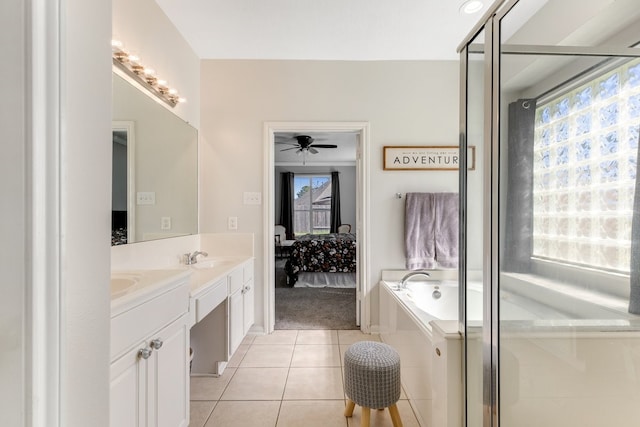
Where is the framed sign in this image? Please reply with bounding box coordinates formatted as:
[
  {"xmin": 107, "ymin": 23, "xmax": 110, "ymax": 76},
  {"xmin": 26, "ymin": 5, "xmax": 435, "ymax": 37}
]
[{"xmin": 383, "ymin": 145, "xmax": 475, "ymax": 171}]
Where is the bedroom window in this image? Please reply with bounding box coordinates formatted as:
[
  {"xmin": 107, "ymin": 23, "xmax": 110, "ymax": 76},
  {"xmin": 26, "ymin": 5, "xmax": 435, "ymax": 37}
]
[
  {"xmin": 294, "ymin": 175, "xmax": 331, "ymax": 235},
  {"xmin": 532, "ymin": 58, "xmax": 640, "ymax": 273}
]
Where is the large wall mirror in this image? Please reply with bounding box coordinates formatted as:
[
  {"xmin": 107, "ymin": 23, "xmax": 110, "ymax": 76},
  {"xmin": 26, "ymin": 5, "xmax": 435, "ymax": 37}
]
[{"xmin": 112, "ymin": 72, "xmax": 198, "ymax": 245}]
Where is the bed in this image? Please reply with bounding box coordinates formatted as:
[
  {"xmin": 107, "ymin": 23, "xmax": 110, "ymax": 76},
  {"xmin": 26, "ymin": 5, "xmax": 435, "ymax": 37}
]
[{"xmin": 285, "ymin": 233, "xmax": 357, "ymax": 287}]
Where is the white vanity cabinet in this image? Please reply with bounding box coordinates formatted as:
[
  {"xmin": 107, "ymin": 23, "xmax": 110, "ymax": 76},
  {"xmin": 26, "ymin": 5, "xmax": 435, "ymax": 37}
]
[
  {"xmin": 227, "ymin": 260, "xmax": 254, "ymax": 357},
  {"xmin": 190, "ymin": 258, "xmax": 254, "ymax": 375},
  {"xmin": 110, "ymin": 273, "xmax": 190, "ymax": 427},
  {"xmin": 242, "ymin": 261, "xmax": 254, "ymax": 338}
]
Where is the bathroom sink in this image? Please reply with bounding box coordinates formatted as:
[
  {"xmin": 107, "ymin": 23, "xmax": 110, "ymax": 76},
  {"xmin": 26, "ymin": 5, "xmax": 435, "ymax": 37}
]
[
  {"xmin": 110, "ymin": 274, "xmax": 141, "ymax": 297},
  {"xmin": 110, "ymin": 269, "xmax": 192, "ymax": 315},
  {"xmin": 191, "ymin": 259, "xmax": 228, "ymax": 269}
]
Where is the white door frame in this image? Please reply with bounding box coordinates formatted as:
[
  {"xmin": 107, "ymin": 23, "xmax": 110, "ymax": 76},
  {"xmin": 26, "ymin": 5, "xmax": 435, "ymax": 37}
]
[{"xmin": 263, "ymin": 121, "xmax": 371, "ymax": 334}]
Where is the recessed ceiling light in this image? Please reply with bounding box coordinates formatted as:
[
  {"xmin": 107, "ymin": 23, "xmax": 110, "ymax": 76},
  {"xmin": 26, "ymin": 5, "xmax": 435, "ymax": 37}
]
[{"xmin": 460, "ymin": 0, "xmax": 484, "ymax": 14}]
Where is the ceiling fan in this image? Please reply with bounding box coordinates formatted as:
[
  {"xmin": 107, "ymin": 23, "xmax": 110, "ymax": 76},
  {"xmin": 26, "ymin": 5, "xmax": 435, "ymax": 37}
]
[{"xmin": 275, "ymin": 134, "xmax": 338, "ymax": 165}]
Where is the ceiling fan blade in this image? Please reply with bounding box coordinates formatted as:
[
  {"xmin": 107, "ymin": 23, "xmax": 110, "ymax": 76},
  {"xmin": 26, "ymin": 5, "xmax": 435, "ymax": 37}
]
[
  {"xmin": 310, "ymin": 144, "xmax": 338, "ymax": 148},
  {"xmin": 275, "ymin": 141, "xmax": 299, "ymax": 146},
  {"xmin": 280, "ymin": 147, "xmax": 300, "ymax": 151},
  {"xmin": 308, "ymin": 147, "xmax": 319, "ymax": 154}
]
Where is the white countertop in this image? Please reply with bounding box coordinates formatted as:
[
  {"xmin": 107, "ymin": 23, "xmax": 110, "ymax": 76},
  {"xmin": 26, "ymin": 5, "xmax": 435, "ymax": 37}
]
[
  {"xmin": 110, "ymin": 268, "xmax": 191, "ymax": 317},
  {"xmin": 110, "ymin": 255, "xmax": 254, "ymax": 317},
  {"xmin": 188, "ymin": 256, "xmax": 253, "ymax": 296}
]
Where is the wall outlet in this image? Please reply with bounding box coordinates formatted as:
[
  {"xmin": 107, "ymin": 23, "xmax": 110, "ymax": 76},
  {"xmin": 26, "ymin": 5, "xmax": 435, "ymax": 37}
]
[
  {"xmin": 228, "ymin": 216, "xmax": 238, "ymax": 230},
  {"xmin": 243, "ymin": 192, "xmax": 262, "ymax": 205},
  {"xmin": 161, "ymin": 217, "xmax": 171, "ymax": 230},
  {"xmin": 136, "ymin": 191, "xmax": 155, "ymax": 205}
]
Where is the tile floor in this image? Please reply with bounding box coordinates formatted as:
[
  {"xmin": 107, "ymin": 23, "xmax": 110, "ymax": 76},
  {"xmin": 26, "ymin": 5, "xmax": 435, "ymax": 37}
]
[{"xmin": 189, "ymin": 329, "xmax": 421, "ymax": 427}]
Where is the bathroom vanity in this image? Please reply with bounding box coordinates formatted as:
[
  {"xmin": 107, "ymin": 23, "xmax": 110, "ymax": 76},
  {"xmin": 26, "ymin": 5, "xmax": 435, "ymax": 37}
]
[
  {"xmin": 109, "ymin": 269, "xmax": 191, "ymax": 427},
  {"xmin": 109, "ymin": 233, "xmax": 255, "ymax": 427}
]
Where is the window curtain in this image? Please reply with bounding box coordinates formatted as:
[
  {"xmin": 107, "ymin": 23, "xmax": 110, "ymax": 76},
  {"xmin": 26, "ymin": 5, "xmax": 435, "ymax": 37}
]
[
  {"xmin": 503, "ymin": 99, "xmax": 536, "ymax": 273},
  {"xmin": 630, "ymin": 128, "xmax": 640, "ymax": 314},
  {"xmin": 330, "ymin": 171, "xmax": 342, "ymax": 233},
  {"xmin": 279, "ymin": 172, "xmax": 294, "ymax": 240}
]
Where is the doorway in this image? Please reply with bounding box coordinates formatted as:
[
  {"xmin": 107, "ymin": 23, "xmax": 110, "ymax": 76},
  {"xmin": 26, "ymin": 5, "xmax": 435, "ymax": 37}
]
[{"xmin": 263, "ymin": 122, "xmax": 370, "ymax": 334}]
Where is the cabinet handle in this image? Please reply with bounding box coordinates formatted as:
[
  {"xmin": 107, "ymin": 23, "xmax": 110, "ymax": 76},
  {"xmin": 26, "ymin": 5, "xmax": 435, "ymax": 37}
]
[
  {"xmin": 138, "ymin": 347, "xmax": 152, "ymax": 360},
  {"xmin": 150, "ymin": 338, "xmax": 163, "ymax": 350}
]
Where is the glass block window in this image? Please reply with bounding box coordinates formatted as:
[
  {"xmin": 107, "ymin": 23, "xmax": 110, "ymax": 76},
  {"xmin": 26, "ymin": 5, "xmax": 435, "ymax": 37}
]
[{"xmin": 533, "ymin": 58, "xmax": 640, "ymax": 273}]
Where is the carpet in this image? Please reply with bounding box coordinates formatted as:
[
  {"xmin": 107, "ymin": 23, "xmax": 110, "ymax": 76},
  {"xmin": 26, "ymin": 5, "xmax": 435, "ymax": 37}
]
[
  {"xmin": 275, "ymin": 287, "xmax": 358, "ymax": 330},
  {"xmin": 275, "ymin": 259, "xmax": 288, "ymax": 288}
]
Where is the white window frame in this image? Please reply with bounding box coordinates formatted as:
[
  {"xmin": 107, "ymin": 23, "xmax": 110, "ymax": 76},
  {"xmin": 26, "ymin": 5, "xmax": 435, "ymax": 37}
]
[{"xmin": 293, "ymin": 174, "xmax": 332, "ymax": 235}]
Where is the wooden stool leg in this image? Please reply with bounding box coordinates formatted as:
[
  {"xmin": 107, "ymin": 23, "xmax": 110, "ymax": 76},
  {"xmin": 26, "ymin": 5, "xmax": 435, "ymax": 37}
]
[
  {"xmin": 388, "ymin": 403, "xmax": 403, "ymax": 427},
  {"xmin": 344, "ymin": 399, "xmax": 356, "ymax": 417},
  {"xmin": 360, "ymin": 407, "xmax": 370, "ymax": 427}
]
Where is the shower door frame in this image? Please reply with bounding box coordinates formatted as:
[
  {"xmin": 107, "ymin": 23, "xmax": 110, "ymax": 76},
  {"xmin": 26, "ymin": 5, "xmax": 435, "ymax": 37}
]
[{"xmin": 458, "ymin": 1, "xmax": 640, "ymax": 426}]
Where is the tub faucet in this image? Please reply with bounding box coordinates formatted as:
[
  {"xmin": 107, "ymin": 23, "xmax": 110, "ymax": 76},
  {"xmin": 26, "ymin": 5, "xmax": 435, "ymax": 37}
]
[
  {"xmin": 400, "ymin": 271, "xmax": 431, "ymax": 289},
  {"xmin": 184, "ymin": 251, "xmax": 208, "ymax": 265}
]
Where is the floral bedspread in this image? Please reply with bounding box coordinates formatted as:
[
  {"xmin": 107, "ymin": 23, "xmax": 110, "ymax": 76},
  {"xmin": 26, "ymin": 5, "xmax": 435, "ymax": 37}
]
[{"xmin": 285, "ymin": 233, "xmax": 356, "ymax": 285}]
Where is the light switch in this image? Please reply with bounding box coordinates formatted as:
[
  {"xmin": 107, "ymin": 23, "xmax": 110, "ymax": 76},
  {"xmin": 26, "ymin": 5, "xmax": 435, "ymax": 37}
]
[
  {"xmin": 137, "ymin": 191, "xmax": 155, "ymax": 205},
  {"xmin": 243, "ymin": 192, "xmax": 262, "ymax": 205},
  {"xmin": 161, "ymin": 217, "xmax": 171, "ymax": 230},
  {"xmin": 228, "ymin": 216, "xmax": 238, "ymax": 230}
]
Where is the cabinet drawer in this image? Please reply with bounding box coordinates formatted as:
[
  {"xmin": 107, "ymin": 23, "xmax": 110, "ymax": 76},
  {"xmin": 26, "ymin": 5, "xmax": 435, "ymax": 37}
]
[
  {"xmin": 111, "ymin": 282, "xmax": 189, "ymax": 361},
  {"xmin": 195, "ymin": 279, "xmax": 226, "ymax": 322},
  {"xmin": 228, "ymin": 268, "xmax": 243, "ymax": 294},
  {"xmin": 243, "ymin": 262, "xmax": 254, "ymax": 283}
]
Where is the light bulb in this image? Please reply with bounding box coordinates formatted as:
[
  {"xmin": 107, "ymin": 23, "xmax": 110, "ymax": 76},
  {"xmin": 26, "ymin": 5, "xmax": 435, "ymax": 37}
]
[{"xmin": 459, "ymin": 0, "xmax": 483, "ymax": 14}]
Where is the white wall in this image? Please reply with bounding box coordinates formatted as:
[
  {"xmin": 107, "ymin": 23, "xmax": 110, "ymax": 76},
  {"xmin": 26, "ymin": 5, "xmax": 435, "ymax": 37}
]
[
  {"xmin": 62, "ymin": 0, "xmax": 113, "ymax": 424},
  {"xmin": 112, "ymin": 0, "xmax": 200, "ymax": 128},
  {"xmin": 199, "ymin": 60, "xmax": 471, "ymax": 328},
  {"xmin": 1, "ymin": 0, "xmax": 112, "ymax": 425},
  {"xmin": 0, "ymin": 0, "xmax": 26, "ymax": 424}
]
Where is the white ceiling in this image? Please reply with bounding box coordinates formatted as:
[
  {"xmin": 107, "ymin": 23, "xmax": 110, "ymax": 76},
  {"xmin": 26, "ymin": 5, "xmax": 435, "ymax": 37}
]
[{"xmin": 154, "ymin": 0, "xmax": 494, "ymax": 60}]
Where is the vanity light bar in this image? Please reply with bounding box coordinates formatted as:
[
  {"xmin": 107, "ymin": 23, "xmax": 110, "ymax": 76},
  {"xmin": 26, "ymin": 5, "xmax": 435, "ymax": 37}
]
[{"xmin": 111, "ymin": 40, "xmax": 186, "ymax": 108}]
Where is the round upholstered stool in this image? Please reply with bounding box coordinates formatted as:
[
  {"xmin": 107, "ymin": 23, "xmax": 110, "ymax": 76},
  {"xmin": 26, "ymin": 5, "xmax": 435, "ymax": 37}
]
[{"xmin": 343, "ymin": 341, "xmax": 402, "ymax": 427}]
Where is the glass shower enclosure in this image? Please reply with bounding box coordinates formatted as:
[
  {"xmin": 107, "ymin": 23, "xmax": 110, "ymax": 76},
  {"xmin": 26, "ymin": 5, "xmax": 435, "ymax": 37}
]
[{"xmin": 459, "ymin": 1, "xmax": 640, "ymax": 425}]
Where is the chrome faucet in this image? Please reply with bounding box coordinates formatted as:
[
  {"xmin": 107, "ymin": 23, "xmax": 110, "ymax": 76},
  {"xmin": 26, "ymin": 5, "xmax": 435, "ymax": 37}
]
[
  {"xmin": 400, "ymin": 271, "xmax": 431, "ymax": 289},
  {"xmin": 184, "ymin": 251, "xmax": 208, "ymax": 265}
]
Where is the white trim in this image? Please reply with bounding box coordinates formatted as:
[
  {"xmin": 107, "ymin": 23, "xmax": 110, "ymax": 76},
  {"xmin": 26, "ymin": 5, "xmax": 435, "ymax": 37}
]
[
  {"xmin": 112, "ymin": 121, "xmax": 136, "ymax": 243},
  {"xmin": 275, "ymin": 161, "xmax": 356, "ymax": 167},
  {"xmin": 29, "ymin": 0, "xmax": 61, "ymax": 425},
  {"xmin": 263, "ymin": 121, "xmax": 371, "ymax": 334}
]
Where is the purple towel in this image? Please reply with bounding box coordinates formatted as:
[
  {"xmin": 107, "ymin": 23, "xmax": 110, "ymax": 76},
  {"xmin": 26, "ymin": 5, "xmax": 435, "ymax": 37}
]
[
  {"xmin": 404, "ymin": 192, "xmax": 459, "ymax": 270},
  {"xmin": 434, "ymin": 193, "xmax": 458, "ymax": 268},
  {"xmin": 405, "ymin": 193, "xmax": 436, "ymax": 270}
]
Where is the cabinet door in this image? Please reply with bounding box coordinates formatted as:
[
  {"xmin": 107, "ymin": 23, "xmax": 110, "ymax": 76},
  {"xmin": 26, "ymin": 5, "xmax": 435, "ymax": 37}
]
[
  {"xmin": 243, "ymin": 278, "xmax": 254, "ymax": 335},
  {"xmin": 228, "ymin": 289, "xmax": 244, "ymax": 356},
  {"xmin": 148, "ymin": 314, "xmax": 190, "ymax": 427},
  {"xmin": 110, "ymin": 343, "xmax": 147, "ymax": 427}
]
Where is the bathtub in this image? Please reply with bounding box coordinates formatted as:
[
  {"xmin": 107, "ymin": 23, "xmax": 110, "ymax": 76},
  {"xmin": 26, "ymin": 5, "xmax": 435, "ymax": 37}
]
[
  {"xmin": 379, "ymin": 278, "xmax": 464, "ymax": 427},
  {"xmin": 392, "ymin": 280, "xmax": 482, "ymax": 324},
  {"xmin": 379, "ymin": 273, "xmax": 640, "ymax": 427},
  {"xmin": 386, "ymin": 275, "xmax": 631, "ymax": 327}
]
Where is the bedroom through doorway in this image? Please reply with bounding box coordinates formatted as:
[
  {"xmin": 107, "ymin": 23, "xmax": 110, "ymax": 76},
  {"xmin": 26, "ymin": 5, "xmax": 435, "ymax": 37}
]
[{"xmin": 264, "ymin": 122, "xmax": 369, "ymax": 333}]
